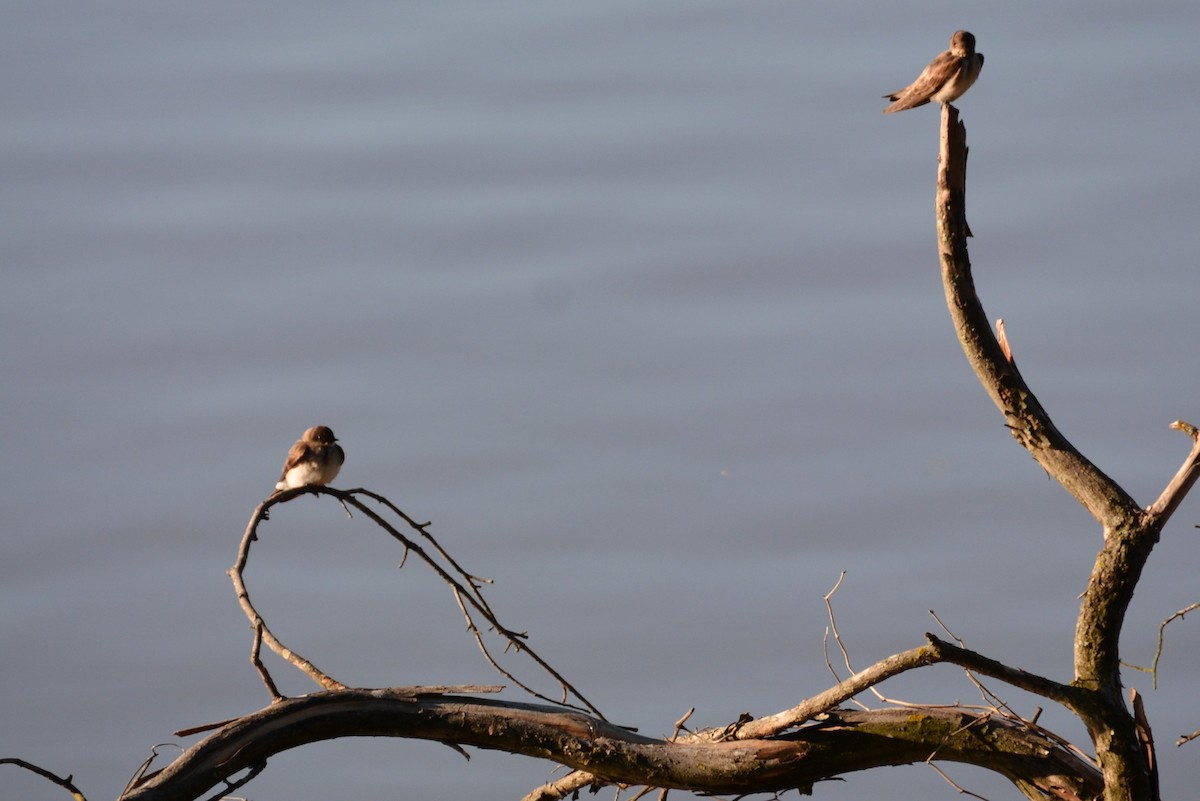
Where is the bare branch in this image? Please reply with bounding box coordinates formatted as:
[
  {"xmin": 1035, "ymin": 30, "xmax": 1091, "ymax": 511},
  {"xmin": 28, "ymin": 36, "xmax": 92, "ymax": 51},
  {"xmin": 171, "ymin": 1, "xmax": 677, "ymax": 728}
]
[
  {"xmin": 120, "ymin": 744, "xmax": 180, "ymax": 798},
  {"xmin": 936, "ymin": 107, "xmax": 1142, "ymax": 533},
  {"xmin": 337, "ymin": 488, "xmax": 603, "ymax": 716},
  {"xmin": 819, "ymin": 572, "xmax": 872, "ymax": 710},
  {"xmin": 926, "ymin": 757, "xmax": 992, "ymax": 801},
  {"xmin": 822, "ymin": 571, "xmax": 854, "ymax": 678},
  {"xmin": 1146, "ymin": 420, "xmax": 1200, "ymax": 526},
  {"xmin": 923, "ymin": 634, "xmax": 1081, "ymax": 712},
  {"xmin": 626, "ymin": 785, "xmax": 656, "ymax": 801},
  {"xmin": 231, "ymin": 488, "xmax": 604, "ymax": 718},
  {"xmin": 936, "ymin": 104, "xmax": 1159, "ymax": 800},
  {"xmin": 670, "ymin": 708, "xmax": 695, "ymax": 741},
  {"xmin": 1150, "ymin": 602, "xmax": 1200, "ymax": 689},
  {"xmin": 1130, "ymin": 689, "xmax": 1160, "ymax": 801},
  {"xmin": 115, "ymin": 691, "xmax": 1102, "ymax": 801},
  {"xmin": 729, "ymin": 643, "xmax": 938, "ymax": 740},
  {"xmin": 0, "ymin": 758, "xmax": 88, "ymax": 801},
  {"xmin": 198, "ymin": 762, "xmax": 264, "ymax": 801},
  {"xmin": 522, "ymin": 770, "xmax": 598, "ymax": 801},
  {"xmin": 354, "ymin": 488, "xmax": 496, "ymax": 593},
  {"xmin": 250, "ymin": 621, "xmax": 283, "ymax": 701},
  {"xmin": 227, "ymin": 494, "xmax": 347, "ymax": 692}
]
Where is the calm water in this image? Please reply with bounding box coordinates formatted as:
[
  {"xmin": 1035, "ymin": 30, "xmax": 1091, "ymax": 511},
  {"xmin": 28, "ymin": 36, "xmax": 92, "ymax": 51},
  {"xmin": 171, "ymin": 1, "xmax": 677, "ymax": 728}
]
[{"xmin": 3, "ymin": 3, "xmax": 1199, "ymax": 799}]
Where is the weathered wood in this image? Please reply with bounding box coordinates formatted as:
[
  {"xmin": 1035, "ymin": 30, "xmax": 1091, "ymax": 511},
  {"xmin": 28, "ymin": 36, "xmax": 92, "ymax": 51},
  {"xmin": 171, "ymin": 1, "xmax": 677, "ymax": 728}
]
[
  {"xmin": 118, "ymin": 691, "xmax": 1101, "ymax": 801},
  {"xmin": 935, "ymin": 103, "xmax": 1164, "ymax": 801}
]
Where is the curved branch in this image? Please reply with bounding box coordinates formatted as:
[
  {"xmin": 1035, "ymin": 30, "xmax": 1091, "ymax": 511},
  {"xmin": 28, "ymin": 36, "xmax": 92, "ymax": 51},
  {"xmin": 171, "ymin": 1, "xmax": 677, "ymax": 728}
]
[
  {"xmin": 228, "ymin": 494, "xmax": 346, "ymax": 691},
  {"xmin": 0, "ymin": 758, "xmax": 88, "ymax": 801},
  {"xmin": 936, "ymin": 105, "xmax": 1159, "ymax": 800},
  {"xmin": 230, "ymin": 488, "xmax": 604, "ymax": 717},
  {"xmin": 116, "ymin": 690, "xmax": 1101, "ymax": 801},
  {"xmin": 935, "ymin": 106, "xmax": 1141, "ymax": 531}
]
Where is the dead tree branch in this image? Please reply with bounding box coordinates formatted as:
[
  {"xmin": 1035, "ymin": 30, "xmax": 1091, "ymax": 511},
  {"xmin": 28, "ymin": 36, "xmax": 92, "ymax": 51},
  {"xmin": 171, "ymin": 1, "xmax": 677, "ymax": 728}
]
[
  {"xmin": 936, "ymin": 104, "xmax": 1178, "ymax": 801},
  {"xmin": 228, "ymin": 493, "xmax": 347, "ymax": 691},
  {"xmin": 0, "ymin": 758, "xmax": 88, "ymax": 801},
  {"xmin": 1150, "ymin": 602, "xmax": 1200, "ymax": 689},
  {"xmin": 229, "ymin": 487, "xmax": 603, "ymax": 717},
  {"xmin": 1146, "ymin": 421, "xmax": 1200, "ymax": 525},
  {"xmin": 115, "ymin": 690, "xmax": 1102, "ymax": 801},
  {"xmin": 936, "ymin": 107, "xmax": 1143, "ymax": 532},
  {"xmin": 729, "ymin": 643, "xmax": 938, "ymax": 740}
]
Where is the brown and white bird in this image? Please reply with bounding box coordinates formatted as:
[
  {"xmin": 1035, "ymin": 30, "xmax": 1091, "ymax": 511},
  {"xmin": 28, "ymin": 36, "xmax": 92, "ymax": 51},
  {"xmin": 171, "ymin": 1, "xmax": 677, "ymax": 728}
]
[
  {"xmin": 275, "ymin": 425, "xmax": 345, "ymax": 491},
  {"xmin": 883, "ymin": 30, "xmax": 983, "ymax": 114}
]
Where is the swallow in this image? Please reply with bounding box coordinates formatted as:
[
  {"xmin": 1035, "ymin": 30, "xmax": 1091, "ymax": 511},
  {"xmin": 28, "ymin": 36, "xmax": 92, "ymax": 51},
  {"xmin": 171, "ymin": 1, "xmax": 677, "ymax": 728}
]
[
  {"xmin": 883, "ymin": 30, "xmax": 983, "ymax": 114},
  {"xmin": 275, "ymin": 425, "xmax": 345, "ymax": 491}
]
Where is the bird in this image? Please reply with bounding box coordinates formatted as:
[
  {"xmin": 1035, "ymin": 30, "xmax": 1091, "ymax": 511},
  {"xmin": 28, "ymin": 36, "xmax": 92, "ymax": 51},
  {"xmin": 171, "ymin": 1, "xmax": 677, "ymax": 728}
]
[
  {"xmin": 883, "ymin": 30, "xmax": 984, "ymax": 114},
  {"xmin": 275, "ymin": 425, "xmax": 345, "ymax": 491}
]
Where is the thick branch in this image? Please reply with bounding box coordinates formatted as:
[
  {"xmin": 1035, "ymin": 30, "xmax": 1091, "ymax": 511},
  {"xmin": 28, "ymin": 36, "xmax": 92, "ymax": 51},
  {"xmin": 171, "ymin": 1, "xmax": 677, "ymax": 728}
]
[
  {"xmin": 935, "ymin": 106, "xmax": 1141, "ymax": 532},
  {"xmin": 529, "ymin": 636, "xmax": 1086, "ymax": 799},
  {"xmin": 935, "ymin": 104, "xmax": 1158, "ymax": 801},
  {"xmin": 117, "ymin": 690, "xmax": 1101, "ymax": 801}
]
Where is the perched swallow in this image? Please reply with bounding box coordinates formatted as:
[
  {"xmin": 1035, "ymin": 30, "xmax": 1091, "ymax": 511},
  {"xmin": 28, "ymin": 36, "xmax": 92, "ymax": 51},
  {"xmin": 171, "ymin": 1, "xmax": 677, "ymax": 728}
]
[
  {"xmin": 883, "ymin": 30, "xmax": 983, "ymax": 114},
  {"xmin": 275, "ymin": 425, "xmax": 345, "ymax": 491}
]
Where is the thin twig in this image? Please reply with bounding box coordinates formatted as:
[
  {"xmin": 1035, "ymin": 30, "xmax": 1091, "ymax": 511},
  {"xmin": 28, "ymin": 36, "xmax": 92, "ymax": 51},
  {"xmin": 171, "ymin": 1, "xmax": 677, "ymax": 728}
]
[
  {"xmin": 251, "ymin": 621, "xmax": 284, "ymax": 701},
  {"xmin": 173, "ymin": 718, "xmax": 239, "ymax": 738},
  {"xmin": 342, "ymin": 489, "xmax": 600, "ymax": 716},
  {"xmin": 670, "ymin": 708, "xmax": 695, "ymax": 741},
  {"xmin": 450, "ymin": 584, "xmax": 568, "ymax": 709},
  {"xmin": 355, "ymin": 488, "xmax": 495, "ymax": 589},
  {"xmin": 227, "ymin": 495, "xmax": 346, "ymax": 692},
  {"xmin": 926, "ymin": 759, "xmax": 992, "ymax": 801},
  {"xmin": 198, "ymin": 762, "xmax": 265, "ymax": 801},
  {"xmin": 120, "ymin": 744, "xmax": 181, "ymax": 796},
  {"xmin": 926, "ymin": 612, "xmax": 1025, "ymax": 724},
  {"xmin": 521, "ymin": 770, "xmax": 598, "ymax": 801},
  {"xmin": 929, "ymin": 609, "xmax": 962, "ymax": 644},
  {"xmin": 232, "ymin": 487, "xmax": 603, "ymax": 719},
  {"xmin": 823, "ymin": 571, "xmax": 855, "ymax": 677},
  {"xmin": 1151, "ymin": 603, "xmax": 1199, "ymax": 690},
  {"xmin": 627, "ymin": 785, "xmax": 655, "ymax": 801},
  {"xmin": 0, "ymin": 758, "xmax": 89, "ymax": 801}
]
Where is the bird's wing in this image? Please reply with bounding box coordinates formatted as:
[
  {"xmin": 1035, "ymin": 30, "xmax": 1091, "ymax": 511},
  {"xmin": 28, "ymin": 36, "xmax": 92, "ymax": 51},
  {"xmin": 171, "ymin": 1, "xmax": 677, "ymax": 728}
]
[
  {"xmin": 883, "ymin": 51, "xmax": 959, "ymax": 111},
  {"xmin": 278, "ymin": 440, "xmax": 313, "ymax": 481}
]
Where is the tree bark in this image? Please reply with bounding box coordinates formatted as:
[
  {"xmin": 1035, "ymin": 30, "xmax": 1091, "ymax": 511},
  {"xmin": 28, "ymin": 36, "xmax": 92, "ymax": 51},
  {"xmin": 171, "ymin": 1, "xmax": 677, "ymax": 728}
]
[
  {"xmin": 934, "ymin": 103, "xmax": 1177, "ymax": 801},
  {"xmin": 118, "ymin": 690, "xmax": 1102, "ymax": 801}
]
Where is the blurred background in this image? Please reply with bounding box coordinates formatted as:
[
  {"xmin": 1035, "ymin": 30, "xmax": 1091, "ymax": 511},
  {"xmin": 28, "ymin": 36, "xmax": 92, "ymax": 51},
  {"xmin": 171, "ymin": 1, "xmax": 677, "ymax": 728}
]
[{"xmin": 3, "ymin": 1, "xmax": 1198, "ymax": 798}]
